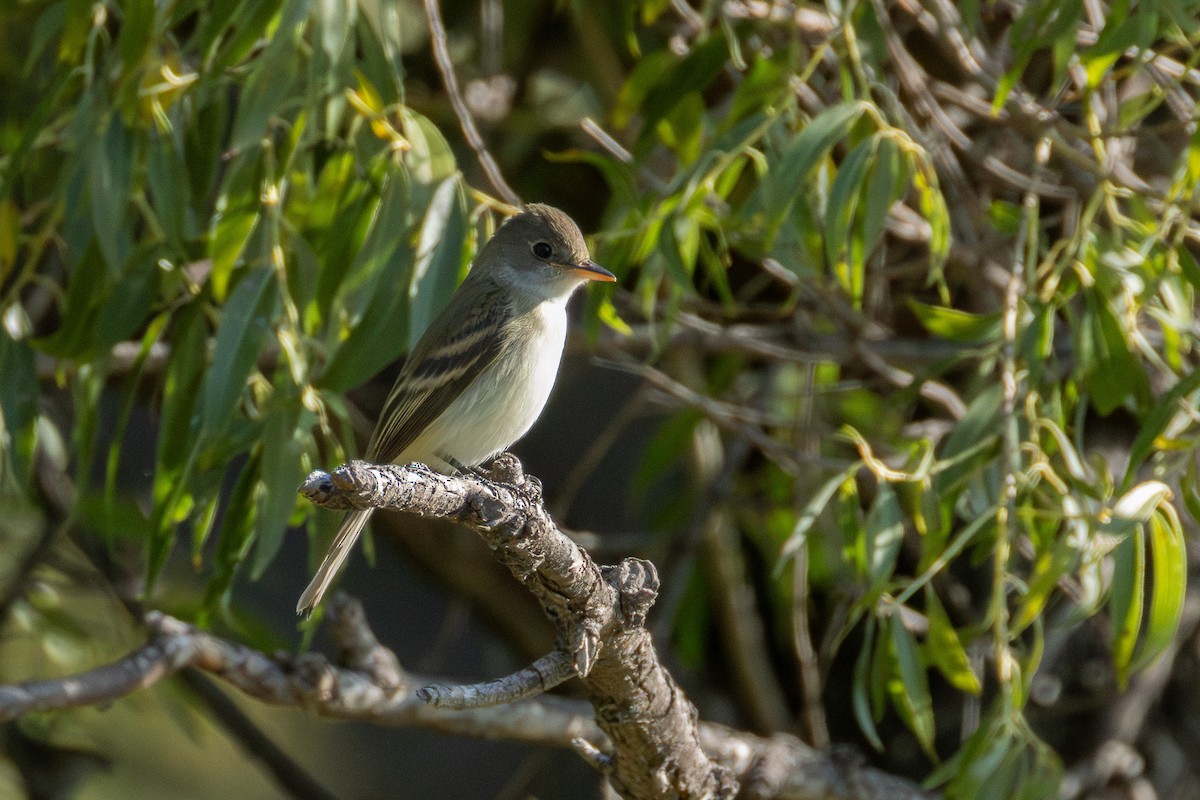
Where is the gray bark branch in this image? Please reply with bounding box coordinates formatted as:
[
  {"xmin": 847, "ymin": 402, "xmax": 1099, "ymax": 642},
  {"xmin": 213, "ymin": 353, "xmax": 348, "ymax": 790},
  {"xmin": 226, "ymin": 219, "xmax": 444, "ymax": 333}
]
[{"xmin": 0, "ymin": 458, "xmax": 934, "ymax": 800}]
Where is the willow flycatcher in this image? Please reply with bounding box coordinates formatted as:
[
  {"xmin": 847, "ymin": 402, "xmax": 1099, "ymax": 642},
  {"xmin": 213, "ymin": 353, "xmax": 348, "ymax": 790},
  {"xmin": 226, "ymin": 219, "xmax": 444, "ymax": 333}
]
[{"xmin": 297, "ymin": 204, "xmax": 615, "ymax": 615}]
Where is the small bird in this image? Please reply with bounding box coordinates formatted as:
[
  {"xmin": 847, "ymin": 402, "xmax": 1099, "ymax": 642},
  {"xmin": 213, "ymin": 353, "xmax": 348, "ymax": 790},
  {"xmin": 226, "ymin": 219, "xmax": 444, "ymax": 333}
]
[{"xmin": 297, "ymin": 204, "xmax": 615, "ymax": 615}]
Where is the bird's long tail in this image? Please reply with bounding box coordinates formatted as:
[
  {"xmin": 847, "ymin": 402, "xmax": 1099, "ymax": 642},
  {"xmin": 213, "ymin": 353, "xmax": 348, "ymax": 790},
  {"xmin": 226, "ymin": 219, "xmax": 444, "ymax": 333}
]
[{"xmin": 296, "ymin": 508, "xmax": 373, "ymax": 615}]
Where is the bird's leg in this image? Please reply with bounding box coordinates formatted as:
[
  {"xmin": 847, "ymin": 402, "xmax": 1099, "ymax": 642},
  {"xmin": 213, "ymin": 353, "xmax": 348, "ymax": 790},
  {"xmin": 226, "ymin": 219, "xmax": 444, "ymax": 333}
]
[
  {"xmin": 444, "ymin": 453, "xmax": 541, "ymax": 501},
  {"xmin": 444, "ymin": 454, "xmax": 489, "ymax": 479}
]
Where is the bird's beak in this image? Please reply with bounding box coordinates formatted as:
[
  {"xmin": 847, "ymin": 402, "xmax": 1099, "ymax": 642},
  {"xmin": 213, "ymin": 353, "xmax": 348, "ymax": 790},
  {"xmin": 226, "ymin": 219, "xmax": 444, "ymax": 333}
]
[{"xmin": 564, "ymin": 260, "xmax": 617, "ymax": 282}]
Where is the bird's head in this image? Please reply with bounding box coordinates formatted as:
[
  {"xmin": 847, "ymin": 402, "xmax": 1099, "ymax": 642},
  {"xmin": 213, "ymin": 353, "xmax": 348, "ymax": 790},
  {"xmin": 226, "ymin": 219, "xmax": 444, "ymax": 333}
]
[{"xmin": 481, "ymin": 204, "xmax": 615, "ymax": 300}]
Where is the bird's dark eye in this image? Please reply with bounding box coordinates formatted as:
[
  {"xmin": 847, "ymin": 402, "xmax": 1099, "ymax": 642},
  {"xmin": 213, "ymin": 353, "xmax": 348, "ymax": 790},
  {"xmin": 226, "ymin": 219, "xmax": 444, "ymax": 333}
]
[{"xmin": 532, "ymin": 241, "xmax": 553, "ymax": 259}]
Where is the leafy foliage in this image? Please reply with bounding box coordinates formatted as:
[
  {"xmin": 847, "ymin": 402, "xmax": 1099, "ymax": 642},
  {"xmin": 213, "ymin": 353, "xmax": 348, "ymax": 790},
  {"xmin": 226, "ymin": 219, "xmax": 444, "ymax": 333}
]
[{"xmin": 0, "ymin": 0, "xmax": 1198, "ymax": 797}]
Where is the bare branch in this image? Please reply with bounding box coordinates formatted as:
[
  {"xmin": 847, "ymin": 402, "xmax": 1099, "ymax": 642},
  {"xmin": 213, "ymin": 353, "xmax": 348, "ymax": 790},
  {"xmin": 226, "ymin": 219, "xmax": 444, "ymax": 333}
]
[
  {"xmin": 0, "ymin": 590, "xmax": 932, "ymax": 800},
  {"xmin": 303, "ymin": 456, "xmax": 737, "ymax": 798},
  {"xmin": 418, "ymin": 649, "xmax": 576, "ymax": 709},
  {"xmin": 422, "ymin": 0, "xmax": 522, "ymax": 207}
]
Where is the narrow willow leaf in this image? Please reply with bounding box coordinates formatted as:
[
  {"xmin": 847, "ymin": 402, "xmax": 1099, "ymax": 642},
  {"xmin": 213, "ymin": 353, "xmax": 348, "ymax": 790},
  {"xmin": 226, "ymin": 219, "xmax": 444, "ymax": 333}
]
[
  {"xmin": 250, "ymin": 395, "xmax": 309, "ymax": 578},
  {"xmin": 94, "ymin": 246, "xmax": 160, "ymax": 352},
  {"xmin": 155, "ymin": 304, "xmax": 208, "ymax": 474},
  {"xmin": 408, "ymin": 177, "xmax": 466, "ymax": 344},
  {"xmin": 231, "ymin": 42, "xmax": 299, "ymax": 152},
  {"xmin": 864, "ymin": 482, "xmax": 904, "ymax": 595},
  {"xmin": 824, "ymin": 138, "xmax": 876, "ymax": 304},
  {"xmin": 146, "ymin": 128, "xmax": 195, "ymax": 245},
  {"xmin": 1082, "ymin": 293, "xmax": 1150, "ymax": 415},
  {"xmin": 209, "ymin": 148, "xmax": 269, "ymax": 299},
  {"xmin": 0, "ymin": 332, "xmax": 37, "ymax": 482},
  {"xmin": 1037, "ymin": 418, "xmax": 1091, "ymax": 483},
  {"xmin": 1122, "ymin": 368, "xmax": 1200, "ymax": 491},
  {"xmin": 200, "ymin": 268, "xmax": 277, "ymax": 434},
  {"xmin": 1012, "ymin": 539, "xmax": 1075, "ymax": 634},
  {"xmin": 318, "ymin": 175, "xmax": 414, "ymax": 392},
  {"xmin": 636, "ymin": 32, "xmax": 728, "ymax": 153},
  {"xmin": 860, "ymin": 135, "xmax": 909, "ymax": 267},
  {"xmin": 118, "ymin": 0, "xmax": 155, "ymax": 72},
  {"xmin": 943, "ymin": 725, "xmax": 1014, "ymax": 797},
  {"xmin": 764, "ymin": 103, "xmax": 865, "ymax": 218},
  {"xmin": 1130, "ymin": 508, "xmax": 1186, "ymax": 673},
  {"xmin": 401, "ymin": 108, "xmax": 458, "ymax": 184},
  {"xmin": 315, "ymin": 0, "xmax": 355, "ymax": 66},
  {"xmin": 935, "ymin": 384, "xmax": 1002, "ymax": 495},
  {"xmin": 907, "ymin": 300, "xmax": 1001, "ymax": 344},
  {"xmin": 104, "ymin": 312, "xmax": 170, "ymax": 512},
  {"xmin": 781, "ymin": 466, "xmax": 859, "ymax": 560},
  {"xmin": 149, "ymin": 304, "xmax": 207, "ymax": 586},
  {"xmin": 208, "ymin": 2, "xmax": 284, "ymax": 73},
  {"xmin": 204, "ymin": 453, "xmax": 262, "ymax": 611},
  {"xmin": 1109, "ymin": 525, "xmax": 1145, "ymax": 688},
  {"xmin": 925, "ymin": 587, "xmax": 981, "ymax": 694},
  {"xmin": 852, "ymin": 618, "xmax": 885, "ymax": 751},
  {"xmin": 90, "ymin": 115, "xmax": 133, "ymax": 271},
  {"xmin": 59, "ymin": 0, "xmax": 90, "ymax": 61},
  {"xmin": 888, "ymin": 613, "xmax": 937, "ymax": 758},
  {"xmin": 314, "ymin": 163, "xmax": 401, "ymax": 326}
]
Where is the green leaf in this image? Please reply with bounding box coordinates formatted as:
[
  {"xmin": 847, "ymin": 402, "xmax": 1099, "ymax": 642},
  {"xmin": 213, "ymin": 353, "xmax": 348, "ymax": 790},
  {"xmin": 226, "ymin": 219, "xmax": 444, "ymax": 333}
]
[
  {"xmin": 155, "ymin": 304, "xmax": 208, "ymax": 475},
  {"xmin": 924, "ymin": 587, "xmax": 981, "ymax": 694},
  {"xmin": 200, "ymin": 268, "xmax": 277, "ymax": 434},
  {"xmin": 935, "ymin": 384, "xmax": 1002, "ymax": 496},
  {"xmin": 635, "ymin": 33, "xmax": 729, "ymax": 153},
  {"xmin": 908, "ymin": 300, "xmax": 1002, "ymax": 343},
  {"xmin": 90, "ymin": 115, "xmax": 134, "ymax": 272},
  {"xmin": 635, "ymin": 410, "xmax": 701, "ymax": 495},
  {"xmin": 1121, "ymin": 368, "xmax": 1200, "ymax": 491},
  {"xmin": 119, "ymin": 0, "xmax": 156, "ymax": 73},
  {"xmin": 149, "ymin": 304, "xmax": 209, "ymax": 584},
  {"xmin": 754, "ymin": 104, "xmax": 867, "ymax": 247},
  {"xmin": 311, "ymin": 157, "xmax": 388, "ymax": 320},
  {"xmin": 863, "ymin": 482, "xmax": 904, "ymax": 595},
  {"xmin": 408, "ymin": 177, "xmax": 466, "ymax": 345},
  {"xmin": 231, "ymin": 40, "xmax": 300, "ymax": 151},
  {"xmin": 204, "ymin": 453, "xmax": 262, "ymax": 613},
  {"xmin": 146, "ymin": 128, "xmax": 195, "ymax": 245},
  {"xmin": 1108, "ymin": 525, "xmax": 1145, "ymax": 689},
  {"xmin": 0, "ymin": 332, "xmax": 38, "ymax": 483},
  {"xmin": 319, "ymin": 173, "xmax": 415, "ymax": 392},
  {"xmin": 1012, "ymin": 538, "xmax": 1076, "ymax": 634},
  {"xmin": 93, "ymin": 246, "xmax": 161, "ymax": 352},
  {"xmin": 401, "ymin": 108, "xmax": 458, "ymax": 184},
  {"xmin": 781, "ymin": 466, "xmax": 859, "ymax": 560},
  {"xmin": 825, "ymin": 138, "xmax": 877, "ymax": 304},
  {"xmin": 209, "ymin": 154, "xmax": 262, "ymax": 301},
  {"xmin": 37, "ymin": 241, "xmax": 107, "ymax": 359},
  {"xmin": 1080, "ymin": 293, "xmax": 1150, "ymax": 415},
  {"xmin": 852, "ymin": 618, "xmax": 885, "ymax": 750},
  {"xmin": 888, "ymin": 613, "xmax": 937, "ymax": 758},
  {"xmin": 104, "ymin": 312, "xmax": 170, "ymax": 511},
  {"xmin": 250, "ymin": 392, "xmax": 310, "ymax": 579},
  {"xmin": 1130, "ymin": 508, "xmax": 1186, "ymax": 673},
  {"xmin": 315, "ymin": 0, "xmax": 355, "ymax": 66},
  {"xmin": 860, "ymin": 136, "xmax": 909, "ymax": 266},
  {"xmin": 207, "ymin": 1, "xmax": 283, "ymax": 73},
  {"xmin": 59, "ymin": 0, "xmax": 90, "ymax": 62}
]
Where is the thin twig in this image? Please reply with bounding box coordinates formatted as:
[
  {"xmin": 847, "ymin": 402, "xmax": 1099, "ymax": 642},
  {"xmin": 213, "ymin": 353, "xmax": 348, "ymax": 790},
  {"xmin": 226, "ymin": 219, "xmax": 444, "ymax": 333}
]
[
  {"xmin": 418, "ymin": 650, "xmax": 576, "ymax": 709},
  {"xmin": 423, "ymin": 0, "xmax": 522, "ymax": 207}
]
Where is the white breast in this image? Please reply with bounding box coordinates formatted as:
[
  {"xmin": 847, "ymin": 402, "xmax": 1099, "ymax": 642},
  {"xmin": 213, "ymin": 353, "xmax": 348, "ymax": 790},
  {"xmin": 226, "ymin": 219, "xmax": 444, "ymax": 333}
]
[{"xmin": 397, "ymin": 299, "xmax": 568, "ymax": 469}]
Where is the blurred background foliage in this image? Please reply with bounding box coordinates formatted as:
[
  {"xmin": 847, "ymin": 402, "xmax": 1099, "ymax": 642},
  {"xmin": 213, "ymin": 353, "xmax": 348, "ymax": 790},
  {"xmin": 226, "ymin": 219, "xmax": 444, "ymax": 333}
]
[{"xmin": 0, "ymin": 0, "xmax": 1199, "ymax": 797}]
